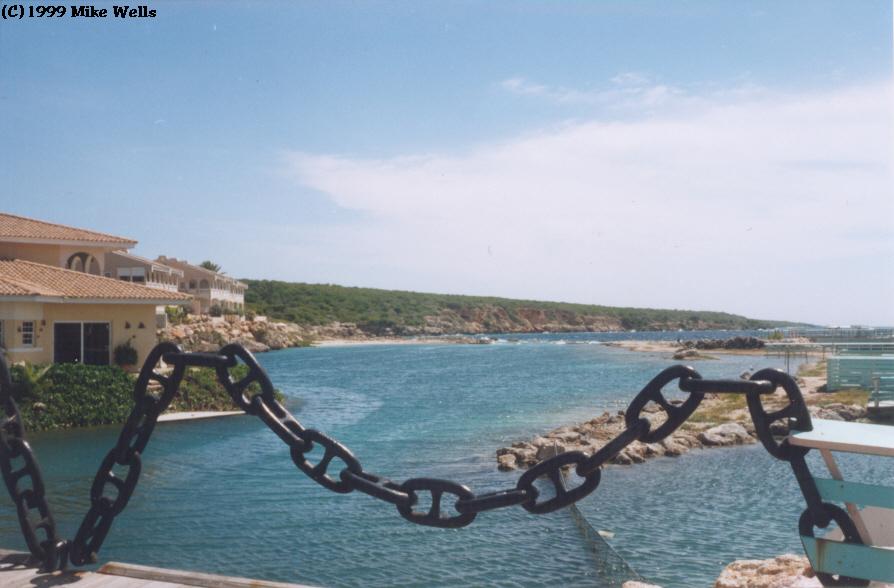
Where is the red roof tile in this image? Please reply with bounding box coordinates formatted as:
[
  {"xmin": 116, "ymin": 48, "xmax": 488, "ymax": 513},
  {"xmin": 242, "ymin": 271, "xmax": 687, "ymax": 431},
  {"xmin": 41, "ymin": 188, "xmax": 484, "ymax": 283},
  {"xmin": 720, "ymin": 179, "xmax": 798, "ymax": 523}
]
[
  {"xmin": 0, "ymin": 259, "xmax": 191, "ymax": 302},
  {"xmin": 0, "ymin": 212, "xmax": 136, "ymax": 245}
]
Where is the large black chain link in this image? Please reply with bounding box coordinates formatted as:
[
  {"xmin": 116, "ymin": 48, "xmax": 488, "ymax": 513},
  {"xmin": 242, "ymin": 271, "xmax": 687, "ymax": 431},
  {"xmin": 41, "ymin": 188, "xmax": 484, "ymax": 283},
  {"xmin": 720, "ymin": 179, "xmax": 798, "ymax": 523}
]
[
  {"xmin": 0, "ymin": 343, "xmax": 864, "ymax": 585},
  {"xmin": 0, "ymin": 358, "xmax": 66, "ymax": 570}
]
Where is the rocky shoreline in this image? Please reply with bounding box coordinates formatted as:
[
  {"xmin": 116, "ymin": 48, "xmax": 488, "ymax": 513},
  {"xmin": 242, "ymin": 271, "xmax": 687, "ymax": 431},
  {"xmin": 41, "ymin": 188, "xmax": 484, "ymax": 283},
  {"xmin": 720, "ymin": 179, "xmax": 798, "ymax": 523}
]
[
  {"xmin": 623, "ymin": 554, "xmax": 824, "ymax": 588},
  {"xmin": 495, "ymin": 398, "xmax": 866, "ymax": 471},
  {"xmin": 495, "ymin": 355, "xmax": 868, "ymax": 471},
  {"xmin": 158, "ymin": 315, "xmax": 497, "ymax": 353}
]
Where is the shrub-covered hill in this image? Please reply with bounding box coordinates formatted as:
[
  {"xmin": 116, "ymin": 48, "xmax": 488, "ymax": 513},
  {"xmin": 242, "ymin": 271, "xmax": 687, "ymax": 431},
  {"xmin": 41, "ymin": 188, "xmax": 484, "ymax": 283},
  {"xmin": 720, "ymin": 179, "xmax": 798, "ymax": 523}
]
[{"xmin": 242, "ymin": 280, "xmax": 796, "ymax": 335}]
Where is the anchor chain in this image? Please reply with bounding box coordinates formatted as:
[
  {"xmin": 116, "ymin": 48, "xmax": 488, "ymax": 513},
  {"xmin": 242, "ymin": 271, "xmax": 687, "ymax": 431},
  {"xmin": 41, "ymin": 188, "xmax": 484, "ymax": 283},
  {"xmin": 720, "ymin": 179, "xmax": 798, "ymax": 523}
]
[{"xmin": 0, "ymin": 343, "xmax": 865, "ymax": 583}]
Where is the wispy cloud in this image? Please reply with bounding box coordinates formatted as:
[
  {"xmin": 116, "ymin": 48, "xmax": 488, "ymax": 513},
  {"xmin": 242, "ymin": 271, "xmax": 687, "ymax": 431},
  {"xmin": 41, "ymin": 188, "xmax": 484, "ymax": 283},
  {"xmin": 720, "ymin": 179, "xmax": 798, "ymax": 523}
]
[
  {"xmin": 280, "ymin": 81, "xmax": 893, "ymax": 325},
  {"xmin": 499, "ymin": 71, "xmax": 688, "ymax": 110}
]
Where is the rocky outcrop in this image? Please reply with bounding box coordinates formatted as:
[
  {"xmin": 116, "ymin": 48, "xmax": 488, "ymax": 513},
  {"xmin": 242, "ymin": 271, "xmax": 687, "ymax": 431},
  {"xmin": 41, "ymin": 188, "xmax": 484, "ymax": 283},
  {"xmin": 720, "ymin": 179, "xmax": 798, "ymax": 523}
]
[
  {"xmin": 680, "ymin": 336, "xmax": 765, "ymax": 350},
  {"xmin": 160, "ymin": 315, "xmax": 316, "ymax": 353},
  {"xmin": 698, "ymin": 422, "xmax": 752, "ymax": 446},
  {"xmin": 714, "ymin": 554, "xmax": 819, "ymax": 588},
  {"xmin": 496, "ymin": 401, "xmax": 866, "ymax": 471}
]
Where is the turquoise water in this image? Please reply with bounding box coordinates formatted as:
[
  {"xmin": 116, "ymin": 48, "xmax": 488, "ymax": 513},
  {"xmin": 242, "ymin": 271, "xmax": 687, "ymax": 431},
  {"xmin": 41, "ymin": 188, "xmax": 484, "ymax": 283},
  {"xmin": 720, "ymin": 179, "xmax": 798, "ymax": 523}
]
[{"xmin": 1, "ymin": 332, "xmax": 889, "ymax": 587}]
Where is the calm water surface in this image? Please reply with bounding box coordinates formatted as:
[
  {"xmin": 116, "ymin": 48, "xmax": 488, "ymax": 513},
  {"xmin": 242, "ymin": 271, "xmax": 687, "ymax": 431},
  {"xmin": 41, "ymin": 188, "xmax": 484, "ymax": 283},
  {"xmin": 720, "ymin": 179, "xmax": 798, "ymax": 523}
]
[{"xmin": 1, "ymin": 331, "xmax": 888, "ymax": 587}]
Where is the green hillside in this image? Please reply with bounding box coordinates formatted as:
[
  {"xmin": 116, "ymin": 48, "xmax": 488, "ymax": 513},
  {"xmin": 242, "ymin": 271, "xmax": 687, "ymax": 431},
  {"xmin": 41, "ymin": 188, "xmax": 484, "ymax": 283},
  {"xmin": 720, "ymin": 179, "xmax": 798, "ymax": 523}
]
[{"xmin": 242, "ymin": 280, "xmax": 797, "ymax": 335}]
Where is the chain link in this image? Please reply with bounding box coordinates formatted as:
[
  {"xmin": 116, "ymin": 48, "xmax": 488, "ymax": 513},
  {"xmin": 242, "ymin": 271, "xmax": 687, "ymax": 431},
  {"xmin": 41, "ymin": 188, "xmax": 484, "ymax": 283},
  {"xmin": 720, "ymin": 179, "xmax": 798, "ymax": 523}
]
[
  {"xmin": 0, "ymin": 342, "xmax": 858, "ymax": 582},
  {"xmin": 70, "ymin": 342, "xmax": 186, "ymax": 566},
  {"xmin": 0, "ymin": 349, "xmax": 66, "ymax": 570}
]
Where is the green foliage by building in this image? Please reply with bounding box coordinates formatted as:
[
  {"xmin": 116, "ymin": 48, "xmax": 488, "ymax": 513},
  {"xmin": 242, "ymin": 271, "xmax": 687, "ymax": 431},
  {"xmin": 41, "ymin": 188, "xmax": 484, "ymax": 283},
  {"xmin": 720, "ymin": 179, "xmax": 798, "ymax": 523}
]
[{"xmin": 9, "ymin": 363, "xmax": 284, "ymax": 431}]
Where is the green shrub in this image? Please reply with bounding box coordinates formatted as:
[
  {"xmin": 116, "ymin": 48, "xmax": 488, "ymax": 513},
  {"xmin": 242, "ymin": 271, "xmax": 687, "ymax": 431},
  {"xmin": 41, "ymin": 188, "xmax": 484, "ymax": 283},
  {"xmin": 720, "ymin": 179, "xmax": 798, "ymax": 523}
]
[
  {"xmin": 165, "ymin": 305, "xmax": 189, "ymax": 325},
  {"xmin": 113, "ymin": 339, "xmax": 139, "ymax": 366},
  {"xmin": 166, "ymin": 364, "xmax": 285, "ymax": 412},
  {"xmin": 10, "ymin": 362, "xmax": 287, "ymax": 431},
  {"xmin": 209, "ymin": 304, "xmax": 223, "ymax": 317},
  {"xmin": 13, "ymin": 363, "xmax": 135, "ymax": 430}
]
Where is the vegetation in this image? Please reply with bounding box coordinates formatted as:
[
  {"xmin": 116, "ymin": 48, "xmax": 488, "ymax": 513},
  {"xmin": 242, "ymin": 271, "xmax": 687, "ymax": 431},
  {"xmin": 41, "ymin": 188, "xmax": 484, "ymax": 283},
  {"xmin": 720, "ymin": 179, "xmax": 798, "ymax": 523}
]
[
  {"xmin": 9, "ymin": 363, "xmax": 284, "ymax": 431},
  {"xmin": 165, "ymin": 305, "xmax": 189, "ymax": 325},
  {"xmin": 113, "ymin": 339, "xmax": 139, "ymax": 367},
  {"xmin": 10, "ymin": 363, "xmax": 136, "ymax": 430},
  {"xmin": 199, "ymin": 260, "xmax": 221, "ymax": 272},
  {"xmin": 243, "ymin": 280, "xmax": 799, "ymax": 333},
  {"xmin": 167, "ymin": 364, "xmax": 285, "ymax": 412}
]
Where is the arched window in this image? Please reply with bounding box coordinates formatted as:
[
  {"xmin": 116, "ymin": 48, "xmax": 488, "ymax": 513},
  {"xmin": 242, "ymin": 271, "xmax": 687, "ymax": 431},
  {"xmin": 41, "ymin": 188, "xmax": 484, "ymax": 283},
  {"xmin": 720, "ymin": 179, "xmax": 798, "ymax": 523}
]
[
  {"xmin": 199, "ymin": 279, "xmax": 210, "ymax": 289},
  {"xmin": 67, "ymin": 253, "xmax": 85, "ymax": 272},
  {"xmin": 85, "ymin": 255, "xmax": 101, "ymax": 275},
  {"xmin": 189, "ymin": 280, "xmax": 197, "ymax": 290}
]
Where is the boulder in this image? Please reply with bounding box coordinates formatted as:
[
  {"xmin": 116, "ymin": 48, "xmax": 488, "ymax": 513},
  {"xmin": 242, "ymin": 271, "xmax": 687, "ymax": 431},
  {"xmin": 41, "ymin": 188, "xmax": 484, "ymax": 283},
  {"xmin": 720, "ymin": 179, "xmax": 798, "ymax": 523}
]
[
  {"xmin": 497, "ymin": 454, "xmax": 517, "ymax": 471},
  {"xmin": 536, "ymin": 443, "xmax": 566, "ymax": 461},
  {"xmin": 660, "ymin": 438, "xmax": 687, "ymax": 457},
  {"xmin": 714, "ymin": 554, "xmax": 818, "ymax": 588},
  {"xmin": 698, "ymin": 423, "xmax": 753, "ymax": 446}
]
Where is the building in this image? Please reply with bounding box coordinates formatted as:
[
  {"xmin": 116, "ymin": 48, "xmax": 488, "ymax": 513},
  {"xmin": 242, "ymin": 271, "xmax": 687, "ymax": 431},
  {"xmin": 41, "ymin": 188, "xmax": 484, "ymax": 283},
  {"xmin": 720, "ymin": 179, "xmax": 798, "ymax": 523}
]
[
  {"xmin": 0, "ymin": 212, "xmax": 136, "ymax": 275},
  {"xmin": 0, "ymin": 213, "xmax": 192, "ymax": 366},
  {"xmin": 156, "ymin": 256, "xmax": 246, "ymax": 315},
  {"xmin": 0, "ymin": 259, "xmax": 191, "ymax": 366}
]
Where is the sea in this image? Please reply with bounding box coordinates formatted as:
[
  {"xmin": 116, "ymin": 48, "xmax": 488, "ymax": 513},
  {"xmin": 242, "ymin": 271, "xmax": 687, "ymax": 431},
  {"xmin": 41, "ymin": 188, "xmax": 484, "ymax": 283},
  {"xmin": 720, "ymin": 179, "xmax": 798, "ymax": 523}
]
[{"xmin": 1, "ymin": 330, "xmax": 890, "ymax": 587}]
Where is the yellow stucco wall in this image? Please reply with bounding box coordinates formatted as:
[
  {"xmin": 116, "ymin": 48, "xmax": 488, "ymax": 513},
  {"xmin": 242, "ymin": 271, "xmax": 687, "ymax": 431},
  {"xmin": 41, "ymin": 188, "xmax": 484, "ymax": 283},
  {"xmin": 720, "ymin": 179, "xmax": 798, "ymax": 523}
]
[
  {"xmin": 0, "ymin": 242, "xmax": 115, "ymax": 274},
  {"xmin": 0, "ymin": 302, "xmax": 158, "ymax": 366}
]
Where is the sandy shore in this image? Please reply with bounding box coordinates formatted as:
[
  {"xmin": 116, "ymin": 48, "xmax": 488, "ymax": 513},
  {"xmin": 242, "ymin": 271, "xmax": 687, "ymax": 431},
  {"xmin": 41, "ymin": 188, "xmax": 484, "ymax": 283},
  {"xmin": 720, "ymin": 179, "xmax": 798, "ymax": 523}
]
[{"xmin": 314, "ymin": 335, "xmax": 474, "ymax": 347}]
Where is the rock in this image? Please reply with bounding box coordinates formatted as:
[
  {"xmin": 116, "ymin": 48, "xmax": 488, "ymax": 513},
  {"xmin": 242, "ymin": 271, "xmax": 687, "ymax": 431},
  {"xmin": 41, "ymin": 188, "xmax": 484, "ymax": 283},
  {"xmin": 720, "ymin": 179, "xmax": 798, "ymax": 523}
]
[
  {"xmin": 642, "ymin": 443, "xmax": 665, "ymax": 457},
  {"xmin": 660, "ymin": 438, "xmax": 687, "ymax": 457},
  {"xmin": 811, "ymin": 403, "xmax": 865, "ymax": 422},
  {"xmin": 714, "ymin": 554, "xmax": 818, "ymax": 588},
  {"xmin": 672, "ymin": 349, "xmax": 701, "ymax": 360},
  {"xmin": 536, "ymin": 443, "xmax": 566, "ymax": 460},
  {"xmin": 239, "ymin": 339, "xmax": 270, "ymax": 353},
  {"xmin": 32, "ymin": 402, "xmax": 47, "ymax": 412},
  {"xmin": 698, "ymin": 423, "xmax": 753, "ymax": 446},
  {"xmin": 497, "ymin": 454, "xmax": 517, "ymax": 471}
]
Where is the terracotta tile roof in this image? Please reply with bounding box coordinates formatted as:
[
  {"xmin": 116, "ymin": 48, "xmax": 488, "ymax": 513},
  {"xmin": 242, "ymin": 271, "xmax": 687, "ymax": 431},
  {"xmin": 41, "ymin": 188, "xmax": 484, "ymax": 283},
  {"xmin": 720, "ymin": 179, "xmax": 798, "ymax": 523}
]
[
  {"xmin": 0, "ymin": 260, "xmax": 191, "ymax": 302},
  {"xmin": 0, "ymin": 213, "xmax": 137, "ymax": 246}
]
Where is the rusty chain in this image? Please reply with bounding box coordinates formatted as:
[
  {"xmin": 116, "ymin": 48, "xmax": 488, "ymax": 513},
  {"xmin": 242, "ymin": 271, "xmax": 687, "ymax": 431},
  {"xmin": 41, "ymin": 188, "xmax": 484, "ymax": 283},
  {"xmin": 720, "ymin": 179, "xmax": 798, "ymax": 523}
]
[{"xmin": 0, "ymin": 343, "xmax": 865, "ymax": 586}]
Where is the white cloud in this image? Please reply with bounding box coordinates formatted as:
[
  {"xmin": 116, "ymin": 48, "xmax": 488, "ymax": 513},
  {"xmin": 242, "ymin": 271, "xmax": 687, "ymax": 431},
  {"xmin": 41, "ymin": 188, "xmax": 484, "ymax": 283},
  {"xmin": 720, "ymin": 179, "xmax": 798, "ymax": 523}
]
[
  {"xmin": 499, "ymin": 72, "xmax": 686, "ymax": 111},
  {"xmin": 280, "ymin": 81, "xmax": 894, "ymax": 325}
]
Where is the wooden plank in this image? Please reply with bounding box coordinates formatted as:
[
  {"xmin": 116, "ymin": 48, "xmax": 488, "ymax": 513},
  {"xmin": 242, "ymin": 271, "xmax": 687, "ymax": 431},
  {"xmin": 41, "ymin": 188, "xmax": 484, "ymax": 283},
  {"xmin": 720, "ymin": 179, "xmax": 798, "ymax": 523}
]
[
  {"xmin": 789, "ymin": 419, "xmax": 894, "ymax": 457},
  {"xmin": 99, "ymin": 561, "xmax": 317, "ymax": 588},
  {"xmin": 801, "ymin": 536, "xmax": 894, "ymax": 583},
  {"xmin": 0, "ymin": 549, "xmax": 316, "ymax": 588},
  {"xmin": 818, "ymin": 451, "xmax": 873, "ymax": 544},
  {"xmin": 814, "ymin": 477, "xmax": 894, "ymax": 510}
]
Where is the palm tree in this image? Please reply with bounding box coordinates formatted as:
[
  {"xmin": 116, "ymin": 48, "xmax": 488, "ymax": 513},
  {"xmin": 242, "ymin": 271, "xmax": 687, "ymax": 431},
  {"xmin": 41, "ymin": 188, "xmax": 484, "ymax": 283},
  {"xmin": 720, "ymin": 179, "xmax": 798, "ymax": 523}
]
[{"xmin": 199, "ymin": 260, "xmax": 221, "ymax": 273}]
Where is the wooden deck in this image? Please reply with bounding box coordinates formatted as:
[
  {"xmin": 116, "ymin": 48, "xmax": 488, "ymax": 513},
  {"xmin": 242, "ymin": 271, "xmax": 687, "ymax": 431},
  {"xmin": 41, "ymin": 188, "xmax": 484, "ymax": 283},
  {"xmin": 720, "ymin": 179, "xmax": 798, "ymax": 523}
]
[{"xmin": 0, "ymin": 549, "xmax": 316, "ymax": 588}]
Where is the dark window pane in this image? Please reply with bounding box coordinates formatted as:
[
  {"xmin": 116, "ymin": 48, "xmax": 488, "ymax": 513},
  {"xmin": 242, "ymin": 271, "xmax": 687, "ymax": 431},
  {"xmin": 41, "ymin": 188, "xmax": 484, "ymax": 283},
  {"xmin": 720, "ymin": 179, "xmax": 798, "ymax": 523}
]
[
  {"xmin": 54, "ymin": 323, "xmax": 82, "ymax": 363},
  {"xmin": 83, "ymin": 323, "xmax": 110, "ymax": 366}
]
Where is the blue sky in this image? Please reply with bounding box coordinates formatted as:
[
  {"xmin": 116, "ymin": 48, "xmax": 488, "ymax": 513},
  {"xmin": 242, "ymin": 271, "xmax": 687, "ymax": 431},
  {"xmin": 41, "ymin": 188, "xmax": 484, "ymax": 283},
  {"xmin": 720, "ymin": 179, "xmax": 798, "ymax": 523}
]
[{"xmin": 1, "ymin": 1, "xmax": 892, "ymax": 325}]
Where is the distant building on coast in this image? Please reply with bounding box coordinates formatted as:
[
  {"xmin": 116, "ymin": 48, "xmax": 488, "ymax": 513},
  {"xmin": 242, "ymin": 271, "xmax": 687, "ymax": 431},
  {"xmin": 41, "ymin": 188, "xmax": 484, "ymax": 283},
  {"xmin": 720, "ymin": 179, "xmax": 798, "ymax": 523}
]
[{"xmin": 155, "ymin": 256, "xmax": 247, "ymax": 315}]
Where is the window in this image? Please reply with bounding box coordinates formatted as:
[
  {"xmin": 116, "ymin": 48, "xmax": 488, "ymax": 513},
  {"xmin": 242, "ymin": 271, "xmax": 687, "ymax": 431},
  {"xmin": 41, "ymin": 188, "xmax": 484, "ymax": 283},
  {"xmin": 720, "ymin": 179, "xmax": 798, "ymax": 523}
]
[
  {"xmin": 117, "ymin": 267, "xmax": 146, "ymax": 283},
  {"xmin": 22, "ymin": 321, "xmax": 34, "ymax": 346},
  {"xmin": 0, "ymin": 320, "xmax": 4, "ymax": 349},
  {"xmin": 53, "ymin": 322, "xmax": 110, "ymax": 365}
]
